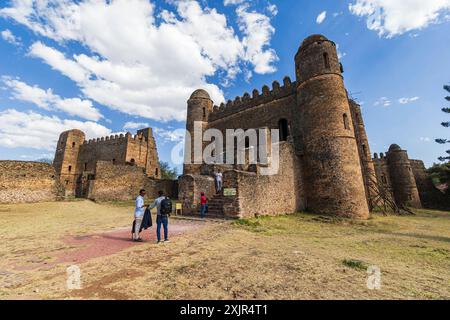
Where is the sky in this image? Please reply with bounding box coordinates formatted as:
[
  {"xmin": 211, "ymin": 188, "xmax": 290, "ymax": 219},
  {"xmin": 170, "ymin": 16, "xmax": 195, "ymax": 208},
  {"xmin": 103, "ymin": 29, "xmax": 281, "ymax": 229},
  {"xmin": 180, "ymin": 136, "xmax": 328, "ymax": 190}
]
[{"xmin": 0, "ymin": 0, "xmax": 450, "ymax": 172}]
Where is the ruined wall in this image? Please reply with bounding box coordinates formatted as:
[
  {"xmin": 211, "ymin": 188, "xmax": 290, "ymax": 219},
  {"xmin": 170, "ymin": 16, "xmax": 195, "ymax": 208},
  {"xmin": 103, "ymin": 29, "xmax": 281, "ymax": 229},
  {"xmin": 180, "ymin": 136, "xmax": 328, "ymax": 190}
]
[
  {"xmin": 0, "ymin": 161, "xmax": 63, "ymax": 203},
  {"xmin": 178, "ymin": 174, "xmax": 215, "ymax": 215},
  {"xmin": 223, "ymin": 142, "xmax": 305, "ymax": 218},
  {"xmin": 410, "ymin": 160, "xmax": 450, "ymax": 209},
  {"xmin": 88, "ymin": 161, "xmax": 177, "ymax": 202}
]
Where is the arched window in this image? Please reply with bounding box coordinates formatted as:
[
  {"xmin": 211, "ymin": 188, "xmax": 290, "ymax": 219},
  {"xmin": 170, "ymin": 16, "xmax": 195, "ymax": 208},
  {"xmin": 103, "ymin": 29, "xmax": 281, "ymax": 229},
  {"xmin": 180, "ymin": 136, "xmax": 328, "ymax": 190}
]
[
  {"xmin": 343, "ymin": 114, "xmax": 350, "ymax": 130},
  {"xmin": 279, "ymin": 119, "xmax": 290, "ymax": 142},
  {"xmin": 130, "ymin": 159, "xmax": 135, "ymax": 165},
  {"xmin": 72, "ymin": 142, "xmax": 76, "ymax": 148},
  {"xmin": 323, "ymin": 52, "xmax": 330, "ymax": 69},
  {"xmin": 68, "ymin": 165, "xmax": 72, "ymax": 173},
  {"xmin": 155, "ymin": 168, "xmax": 159, "ymax": 176}
]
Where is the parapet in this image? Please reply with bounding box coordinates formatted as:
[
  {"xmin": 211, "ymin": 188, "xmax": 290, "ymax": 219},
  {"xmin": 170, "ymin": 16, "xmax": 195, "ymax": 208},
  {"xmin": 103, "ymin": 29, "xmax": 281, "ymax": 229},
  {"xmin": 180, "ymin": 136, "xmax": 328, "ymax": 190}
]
[
  {"xmin": 209, "ymin": 76, "xmax": 296, "ymax": 122},
  {"xmin": 83, "ymin": 132, "xmax": 147, "ymax": 145}
]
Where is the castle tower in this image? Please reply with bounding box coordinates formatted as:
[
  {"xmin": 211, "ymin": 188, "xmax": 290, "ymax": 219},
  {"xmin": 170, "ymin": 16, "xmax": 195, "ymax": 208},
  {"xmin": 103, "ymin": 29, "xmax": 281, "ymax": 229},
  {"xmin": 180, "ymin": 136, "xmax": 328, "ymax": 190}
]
[
  {"xmin": 137, "ymin": 128, "xmax": 161, "ymax": 179},
  {"xmin": 184, "ymin": 89, "xmax": 213, "ymax": 175},
  {"xmin": 386, "ymin": 144, "xmax": 422, "ymax": 208},
  {"xmin": 53, "ymin": 129, "xmax": 86, "ymax": 196},
  {"xmin": 295, "ymin": 35, "xmax": 369, "ymax": 219},
  {"xmin": 349, "ymin": 100, "xmax": 377, "ymax": 209}
]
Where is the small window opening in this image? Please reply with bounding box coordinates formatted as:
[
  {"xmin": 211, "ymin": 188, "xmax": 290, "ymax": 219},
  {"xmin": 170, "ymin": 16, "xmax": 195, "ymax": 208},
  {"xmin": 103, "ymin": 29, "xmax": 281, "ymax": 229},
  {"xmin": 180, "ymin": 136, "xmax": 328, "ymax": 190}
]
[
  {"xmin": 155, "ymin": 168, "xmax": 159, "ymax": 176},
  {"xmin": 84, "ymin": 163, "xmax": 88, "ymax": 171},
  {"xmin": 343, "ymin": 113, "xmax": 350, "ymax": 130},
  {"xmin": 72, "ymin": 142, "xmax": 76, "ymax": 148},
  {"xmin": 68, "ymin": 165, "xmax": 72, "ymax": 173},
  {"xmin": 279, "ymin": 119, "xmax": 290, "ymax": 142},
  {"xmin": 323, "ymin": 52, "xmax": 330, "ymax": 69}
]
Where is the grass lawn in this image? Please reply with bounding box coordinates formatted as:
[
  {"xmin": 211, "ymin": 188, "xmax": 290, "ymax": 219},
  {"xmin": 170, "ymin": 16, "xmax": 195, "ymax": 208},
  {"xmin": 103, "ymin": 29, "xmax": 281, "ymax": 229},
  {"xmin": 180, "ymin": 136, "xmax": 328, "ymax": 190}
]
[{"xmin": 0, "ymin": 200, "xmax": 449, "ymax": 300}]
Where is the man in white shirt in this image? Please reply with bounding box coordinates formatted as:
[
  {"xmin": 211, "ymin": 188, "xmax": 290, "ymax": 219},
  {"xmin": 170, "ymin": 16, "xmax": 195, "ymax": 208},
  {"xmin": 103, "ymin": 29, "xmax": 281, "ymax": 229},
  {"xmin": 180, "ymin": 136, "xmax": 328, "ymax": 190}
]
[{"xmin": 133, "ymin": 189, "xmax": 147, "ymax": 242}]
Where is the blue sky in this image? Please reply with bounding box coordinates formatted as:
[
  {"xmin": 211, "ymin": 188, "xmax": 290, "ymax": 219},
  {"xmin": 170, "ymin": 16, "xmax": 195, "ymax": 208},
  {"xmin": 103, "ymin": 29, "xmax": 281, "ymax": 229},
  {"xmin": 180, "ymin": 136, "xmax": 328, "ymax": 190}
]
[{"xmin": 0, "ymin": 0, "xmax": 449, "ymax": 172}]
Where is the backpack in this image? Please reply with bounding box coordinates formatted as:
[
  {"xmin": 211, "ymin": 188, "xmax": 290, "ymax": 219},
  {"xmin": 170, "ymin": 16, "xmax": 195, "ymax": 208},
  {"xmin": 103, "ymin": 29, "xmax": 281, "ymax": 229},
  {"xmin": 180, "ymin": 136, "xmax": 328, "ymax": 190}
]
[{"xmin": 160, "ymin": 197, "xmax": 172, "ymax": 216}]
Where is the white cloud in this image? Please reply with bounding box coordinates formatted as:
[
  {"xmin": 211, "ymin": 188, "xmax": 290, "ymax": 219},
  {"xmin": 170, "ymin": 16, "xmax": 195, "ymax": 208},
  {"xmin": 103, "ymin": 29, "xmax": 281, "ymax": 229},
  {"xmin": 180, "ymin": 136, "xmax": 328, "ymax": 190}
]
[
  {"xmin": 0, "ymin": 109, "xmax": 111, "ymax": 150},
  {"xmin": 123, "ymin": 122, "xmax": 150, "ymax": 131},
  {"xmin": 398, "ymin": 96, "xmax": 419, "ymax": 104},
  {"xmin": 374, "ymin": 97, "xmax": 391, "ymax": 107},
  {"xmin": 235, "ymin": 3, "xmax": 278, "ymax": 74},
  {"xmin": 154, "ymin": 127, "xmax": 185, "ymax": 143},
  {"xmin": 1, "ymin": 0, "xmax": 278, "ymax": 122},
  {"xmin": 419, "ymin": 137, "xmax": 431, "ymax": 142},
  {"xmin": 2, "ymin": 77, "xmax": 102, "ymax": 121},
  {"xmin": 1, "ymin": 29, "xmax": 21, "ymax": 45},
  {"xmin": 349, "ymin": 0, "xmax": 450, "ymax": 38},
  {"xmin": 316, "ymin": 11, "xmax": 327, "ymax": 24}
]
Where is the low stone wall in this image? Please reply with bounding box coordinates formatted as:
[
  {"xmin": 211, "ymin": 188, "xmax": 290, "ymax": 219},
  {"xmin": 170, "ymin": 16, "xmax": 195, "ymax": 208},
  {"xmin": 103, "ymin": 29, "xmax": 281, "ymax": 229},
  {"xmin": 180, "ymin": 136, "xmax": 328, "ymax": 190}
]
[
  {"xmin": 224, "ymin": 142, "xmax": 306, "ymax": 218},
  {"xmin": 178, "ymin": 174, "xmax": 215, "ymax": 215},
  {"xmin": 0, "ymin": 161, "xmax": 63, "ymax": 204},
  {"xmin": 88, "ymin": 161, "xmax": 178, "ymax": 201}
]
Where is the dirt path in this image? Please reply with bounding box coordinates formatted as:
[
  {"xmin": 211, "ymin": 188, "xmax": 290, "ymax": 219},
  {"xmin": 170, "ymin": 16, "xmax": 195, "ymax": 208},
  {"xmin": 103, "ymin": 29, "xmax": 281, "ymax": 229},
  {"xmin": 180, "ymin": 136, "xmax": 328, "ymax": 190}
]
[{"xmin": 58, "ymin": 220, "xmax": 204, "ymax": 264}]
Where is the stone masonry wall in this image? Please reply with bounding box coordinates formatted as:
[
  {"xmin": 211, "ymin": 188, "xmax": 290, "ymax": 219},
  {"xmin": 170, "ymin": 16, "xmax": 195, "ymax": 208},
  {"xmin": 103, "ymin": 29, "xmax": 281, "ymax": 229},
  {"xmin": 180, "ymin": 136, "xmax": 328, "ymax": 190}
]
[
  {"xmin": 0, "ymin": 161, "xmax": 63, "ymax": 204},
  {"xmin": 223, "ymin": 142, "xmax": 306, "ymax": 218},
  {"xmin": 88, "ymin": 161, "xmax": 177, "ymax": 201}
]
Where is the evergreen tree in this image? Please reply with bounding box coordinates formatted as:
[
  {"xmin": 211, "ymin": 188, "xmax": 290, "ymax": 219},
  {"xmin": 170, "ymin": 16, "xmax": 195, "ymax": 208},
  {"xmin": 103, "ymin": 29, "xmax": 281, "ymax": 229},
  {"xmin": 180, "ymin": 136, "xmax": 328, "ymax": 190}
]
[
  {"xmin": 436, "ymin": 85, "xmax": 450, "ymax": 162},
  {"xmin": 158, "ymin": 161, "xmax": 178, "ymax": 180}
]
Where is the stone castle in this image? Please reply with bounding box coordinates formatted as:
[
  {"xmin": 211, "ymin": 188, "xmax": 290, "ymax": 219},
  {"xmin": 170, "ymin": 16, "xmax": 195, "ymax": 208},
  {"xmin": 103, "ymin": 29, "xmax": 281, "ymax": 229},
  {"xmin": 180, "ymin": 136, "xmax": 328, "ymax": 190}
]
[
  {"xmin": 178, "ymin": 34, "xmax": 447, "ymax": 219},
  {"xmin": 0, "ymin": 34, "xmax": 446, "ymax": 216},
  {"xmin": 53, "ymin": 128, "xmax": 160, "ymax": 197}
]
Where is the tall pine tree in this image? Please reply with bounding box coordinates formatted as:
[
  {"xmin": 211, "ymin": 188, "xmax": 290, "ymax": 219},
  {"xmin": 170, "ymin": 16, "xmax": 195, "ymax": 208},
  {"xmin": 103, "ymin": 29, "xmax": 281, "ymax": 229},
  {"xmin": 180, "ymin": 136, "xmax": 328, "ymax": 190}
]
[{"xmin": 436, "ymin": 85, "xmax": 450, "ymax": 162}]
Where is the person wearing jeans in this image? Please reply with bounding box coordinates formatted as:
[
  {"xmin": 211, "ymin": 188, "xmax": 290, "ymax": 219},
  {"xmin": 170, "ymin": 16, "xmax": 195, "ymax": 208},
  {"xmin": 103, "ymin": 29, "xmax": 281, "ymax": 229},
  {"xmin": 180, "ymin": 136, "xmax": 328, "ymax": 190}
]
[
  {"xmin": 149, "ymin": 190, "xmax": 169, "ymax": 243},
  {"xmin": 156, "ymin": 215, "xmax": 169, "ymax": 242},
  {"xmin": 200, "ymin": 192, "xmax": 207, "ymax": 218}
]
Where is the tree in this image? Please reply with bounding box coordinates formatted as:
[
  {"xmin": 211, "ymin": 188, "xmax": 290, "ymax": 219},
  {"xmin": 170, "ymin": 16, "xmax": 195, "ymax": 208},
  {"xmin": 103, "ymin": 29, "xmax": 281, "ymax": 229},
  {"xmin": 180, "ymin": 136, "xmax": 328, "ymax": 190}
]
[
  {"xmin": 427, "ymin": 162, "xmax": 450, "ymax": 192},
  {"xmin": 158, "ymin": 161, "xmax": 178, "ymax": 180},
  {"xmin": 436, "ymin": 84, "xmax": 450, "ymax": 162}
]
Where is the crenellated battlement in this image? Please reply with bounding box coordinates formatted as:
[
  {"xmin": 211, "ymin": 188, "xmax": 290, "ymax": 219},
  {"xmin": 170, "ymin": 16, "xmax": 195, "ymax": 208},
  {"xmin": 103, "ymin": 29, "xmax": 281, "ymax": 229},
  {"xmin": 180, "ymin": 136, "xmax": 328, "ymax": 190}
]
[
  {"xmin": 209, "ymin": 76, "xmax": 296, "ymax": 122},
  {"xmin": 83, "ymin": 132, "xmax": 147, "ymax": 145}
]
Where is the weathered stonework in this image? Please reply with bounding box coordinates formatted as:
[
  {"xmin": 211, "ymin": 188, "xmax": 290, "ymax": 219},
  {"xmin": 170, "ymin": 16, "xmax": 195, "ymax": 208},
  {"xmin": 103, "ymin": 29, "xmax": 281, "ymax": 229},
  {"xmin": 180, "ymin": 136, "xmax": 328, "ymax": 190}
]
[
  {"xmin": 88, "ymin": 161, "xmax": 177, "ymax": 201},
  {"xmin": 178, "ymin": 34, "xmax": 441, "ymax": 219},
  {"xmin": 53, "ymin": 127, "xmax": 178, "ymax": 201},
  {"xmin": 0, "ymin": 161, "xmax": 63, "ymax": 203},
  {"xmin": 373, "ymin": 146, "xmax": 449, "ymax": 209}
]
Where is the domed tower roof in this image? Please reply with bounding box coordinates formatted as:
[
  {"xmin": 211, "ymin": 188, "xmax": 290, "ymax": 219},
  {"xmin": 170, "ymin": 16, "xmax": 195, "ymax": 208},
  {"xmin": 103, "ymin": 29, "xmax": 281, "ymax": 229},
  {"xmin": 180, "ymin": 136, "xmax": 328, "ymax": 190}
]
[
  {"xmin": 389, "ymin": 144, "xmax": 402, "ymax": 152},
  {"xmin": 301, "ymin": 34, "xmax": 329, "ymax": 47},
  {"xmin": 190, "ymin": 89, "xmax": 211, "ymax": 100}
]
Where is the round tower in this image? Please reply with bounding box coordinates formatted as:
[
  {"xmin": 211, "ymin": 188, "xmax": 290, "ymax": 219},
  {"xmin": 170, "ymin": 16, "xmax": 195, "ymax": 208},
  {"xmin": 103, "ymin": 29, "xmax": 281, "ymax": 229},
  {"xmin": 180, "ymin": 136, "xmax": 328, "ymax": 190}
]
[
  {"xmin": 349, "ymin": 100, "xmax": 377, "ymax": 210},
  {"xmin": 295, "ymin": 35, "xmax": 369, "ymax": 219},
  {"xmin": 53, "ymin": 129, "xmax": 85, "ymax": 196},
  {"xmin": 386, "ymin": 144, "xmax": 422, "ymax": 208},
  {"xmin": 184, "ymin": 89, "xmax": 213, "ymax": 175}
]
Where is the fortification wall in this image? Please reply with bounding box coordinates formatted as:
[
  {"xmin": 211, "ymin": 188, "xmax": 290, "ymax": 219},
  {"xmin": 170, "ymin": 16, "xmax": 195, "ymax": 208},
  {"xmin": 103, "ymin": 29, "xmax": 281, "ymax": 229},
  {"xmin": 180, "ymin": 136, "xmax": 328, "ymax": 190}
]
[
  {"xmin": 88, "ymin": 161, "xmax": 177, "ymax": 201},
  {"xmin": 223, "ymin": 142, "xmax": 306, "ymax": 218},
  {"xmin": 208, "ymin": 77, "xmax": 297, "ymax": 124},
  {"xmin": 77, "ymin": 134, "xmax": 129, "ymax": 173},
  {"xmin": 0, "ymin": 161, "xmax": 63, "ymax": 203}
]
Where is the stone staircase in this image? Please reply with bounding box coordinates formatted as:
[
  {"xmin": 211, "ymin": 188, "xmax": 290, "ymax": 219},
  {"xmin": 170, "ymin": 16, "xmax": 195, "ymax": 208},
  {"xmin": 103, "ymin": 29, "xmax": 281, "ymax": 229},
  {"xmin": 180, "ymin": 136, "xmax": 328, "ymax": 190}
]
[{"xmin": 206, "ymin": 194, "xmax": 228, "ymax": 218}]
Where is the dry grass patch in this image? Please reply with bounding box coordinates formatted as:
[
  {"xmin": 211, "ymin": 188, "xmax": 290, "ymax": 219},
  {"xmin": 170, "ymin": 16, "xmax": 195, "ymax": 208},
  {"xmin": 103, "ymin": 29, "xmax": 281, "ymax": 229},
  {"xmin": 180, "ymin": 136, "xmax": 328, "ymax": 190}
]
[{"xmin": 0, "ymin": 201, "xmax": 449, "ymax": 300}]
